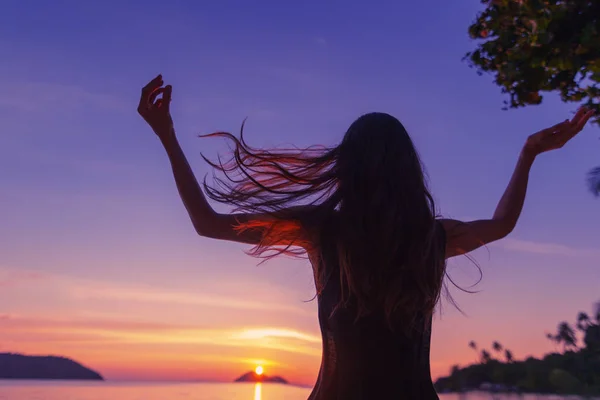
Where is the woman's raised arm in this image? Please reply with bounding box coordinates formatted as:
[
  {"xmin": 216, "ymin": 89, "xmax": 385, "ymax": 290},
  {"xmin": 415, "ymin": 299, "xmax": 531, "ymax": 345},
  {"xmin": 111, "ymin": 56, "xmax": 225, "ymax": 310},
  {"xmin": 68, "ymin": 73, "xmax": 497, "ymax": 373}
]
[
  {"xmin": 441, "ymin": 107, "xmax": 595, "ymax": 258},
  {"xmin": 137, "ymin": 75, "xmax": 312, "ymax": 247}
]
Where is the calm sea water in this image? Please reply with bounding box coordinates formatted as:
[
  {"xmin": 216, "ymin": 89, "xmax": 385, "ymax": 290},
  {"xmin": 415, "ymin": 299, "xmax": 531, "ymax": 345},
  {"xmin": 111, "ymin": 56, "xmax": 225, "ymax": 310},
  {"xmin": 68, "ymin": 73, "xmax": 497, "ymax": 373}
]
[{"xmin": 0, "ymin": 381, "xmax": 594, "ymax": 400}]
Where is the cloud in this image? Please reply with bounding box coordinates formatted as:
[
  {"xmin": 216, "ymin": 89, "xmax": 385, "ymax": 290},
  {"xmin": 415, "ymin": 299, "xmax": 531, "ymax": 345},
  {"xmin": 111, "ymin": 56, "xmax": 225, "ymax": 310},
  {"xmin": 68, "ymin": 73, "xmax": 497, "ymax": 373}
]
[
  {"xmin": 494, "ymin": 238, "xmax": 600, "ymax": 258},
  {"xmin": 72, "ymin": 284, "xmax": 312, "ymax": 316},
  {"xmin": 2, "ymin": 81, "xmax": 127, "ymax": 113},
  {"xmin": 0, "ymin": 270, "xmax": 47, "ymax": 288},
  {"xmin": 0, "ymin": 316, "xmax": 321, "ymax": 357},
  {"xmin": 0, "ymin": 265, "xmax": 313, "ymax": 317},
  {"xmin": 0, "ymin": 315, "xmax": 199, "ymax": 332},
  {"xmin": 232, "ymin": 328, "xmax": 321, "ymax": 344}
]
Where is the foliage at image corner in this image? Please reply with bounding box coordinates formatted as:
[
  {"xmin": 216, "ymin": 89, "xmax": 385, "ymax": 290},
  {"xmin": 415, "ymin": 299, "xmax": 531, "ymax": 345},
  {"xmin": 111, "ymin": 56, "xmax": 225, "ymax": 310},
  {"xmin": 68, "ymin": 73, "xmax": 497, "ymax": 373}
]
[
  {"xmin": 465, "ymin": 0, "xmax": 600, "ymax": 120},
  {"xmin": 464, "ymin": 0, "xmax": 600, "ymax": 196}
]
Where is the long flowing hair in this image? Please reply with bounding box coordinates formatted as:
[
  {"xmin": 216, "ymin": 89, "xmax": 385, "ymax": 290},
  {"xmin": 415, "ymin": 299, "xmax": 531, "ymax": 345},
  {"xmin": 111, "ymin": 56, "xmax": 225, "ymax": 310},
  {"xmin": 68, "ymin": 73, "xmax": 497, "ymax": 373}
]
[{"xmin": 202, "ymin": 113, "xmax": 455, "ymax": 333}]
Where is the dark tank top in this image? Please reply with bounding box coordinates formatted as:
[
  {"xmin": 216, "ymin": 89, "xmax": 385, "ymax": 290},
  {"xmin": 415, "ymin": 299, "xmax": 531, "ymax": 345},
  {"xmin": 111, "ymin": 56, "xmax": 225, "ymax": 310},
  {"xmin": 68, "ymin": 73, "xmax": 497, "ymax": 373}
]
[{"xmin": 307, "ymin": 219, "xmax": 446, "ymax": 400}]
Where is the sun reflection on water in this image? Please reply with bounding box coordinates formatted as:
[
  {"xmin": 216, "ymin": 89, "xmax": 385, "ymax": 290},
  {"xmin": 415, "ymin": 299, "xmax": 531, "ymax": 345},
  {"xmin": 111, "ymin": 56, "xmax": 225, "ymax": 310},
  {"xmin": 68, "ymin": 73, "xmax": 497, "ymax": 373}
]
[{"xmin": 253, "ymin": 383, "xmax": 262, "ymax": 400}]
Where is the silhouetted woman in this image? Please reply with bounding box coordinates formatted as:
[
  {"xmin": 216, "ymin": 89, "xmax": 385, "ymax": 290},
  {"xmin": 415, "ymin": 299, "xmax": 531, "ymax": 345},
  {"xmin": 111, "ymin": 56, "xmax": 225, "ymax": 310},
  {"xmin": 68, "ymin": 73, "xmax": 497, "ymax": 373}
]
[{"xmin": 137, "ymin": 75, "xmax": 594, "ymax": 399}]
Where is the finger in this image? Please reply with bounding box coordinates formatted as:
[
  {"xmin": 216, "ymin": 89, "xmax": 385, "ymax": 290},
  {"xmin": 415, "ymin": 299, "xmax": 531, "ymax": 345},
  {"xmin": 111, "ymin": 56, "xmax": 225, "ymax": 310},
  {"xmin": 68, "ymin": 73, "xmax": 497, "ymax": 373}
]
[
  {"xmin": 570, "ymin": 107, "xmax": 588, "ymax": 124},
  {"xmin": 566, "ymin": 109, "xmax": 594, "ymax": 137},
  {"xmin": 162, "ymin": 85, "xmax": 172, "ymax": 112},
  {"xmin": 573, "ymin": 109, "xmax": 595, "ymax": 132},
  {"xmin": 138, "ymin": 75, "xmax": 163, "ymax": 111},
  {"xmin": 557, "ymin": 110, "xmax": 595, "ymax": 146},
  {"xmin": 142, "ymin": 74, "xmax": 163, "ymax": 94},
  {"xmin": 149, "ymin": 87, "xmax": 165, "ymax": 106}
]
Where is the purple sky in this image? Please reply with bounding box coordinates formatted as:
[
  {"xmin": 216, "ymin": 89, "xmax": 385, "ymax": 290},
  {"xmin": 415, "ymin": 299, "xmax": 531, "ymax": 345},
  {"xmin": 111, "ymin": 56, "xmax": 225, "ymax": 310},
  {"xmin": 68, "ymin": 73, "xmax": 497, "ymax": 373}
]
[{"xmin": 0, "ymin": 0, "xmax": 599, "ymax": 384}]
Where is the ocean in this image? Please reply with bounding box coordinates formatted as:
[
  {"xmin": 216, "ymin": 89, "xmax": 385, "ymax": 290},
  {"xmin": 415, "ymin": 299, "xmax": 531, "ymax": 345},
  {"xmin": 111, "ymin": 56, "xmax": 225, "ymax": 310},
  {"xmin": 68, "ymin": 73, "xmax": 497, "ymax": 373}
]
[{"xmin": 0, "ymin": 381, "xmax": 594, "ymax": 400}]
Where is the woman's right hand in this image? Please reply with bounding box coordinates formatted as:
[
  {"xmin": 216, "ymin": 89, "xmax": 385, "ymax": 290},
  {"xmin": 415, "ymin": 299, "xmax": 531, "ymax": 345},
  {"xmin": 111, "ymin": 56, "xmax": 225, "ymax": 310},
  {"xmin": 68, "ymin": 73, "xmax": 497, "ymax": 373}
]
[
  {"xmin": 524, "ymin": 106, "xmax": 595, "ymax": 157},
  {"xmin": 137, "ymin": 74, "xmax": 174, "ymax": 141}
]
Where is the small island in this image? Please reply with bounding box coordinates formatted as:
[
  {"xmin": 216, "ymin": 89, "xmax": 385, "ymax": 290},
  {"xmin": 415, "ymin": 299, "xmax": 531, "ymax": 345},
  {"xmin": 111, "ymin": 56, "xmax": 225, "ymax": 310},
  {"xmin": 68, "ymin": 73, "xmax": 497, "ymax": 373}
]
[
  {"xmin": 0, "ymin": 353, "xmax": 103, "ymax": 380},
  {"xmin": 234, "ymin": 369, "xmax": 288, "ymax": 384}
]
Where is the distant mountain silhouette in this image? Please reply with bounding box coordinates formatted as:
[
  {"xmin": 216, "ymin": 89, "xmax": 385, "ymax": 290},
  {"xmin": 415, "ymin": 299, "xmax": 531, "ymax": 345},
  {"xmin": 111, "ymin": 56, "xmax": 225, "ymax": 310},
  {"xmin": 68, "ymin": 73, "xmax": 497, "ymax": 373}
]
[
  {"xmin": 0, "ymin": 353, "xmax": 103, "ymax": 380},
  {"xmin": 234, "ymin": 370, "xmax": 288, "ymax": 384}
]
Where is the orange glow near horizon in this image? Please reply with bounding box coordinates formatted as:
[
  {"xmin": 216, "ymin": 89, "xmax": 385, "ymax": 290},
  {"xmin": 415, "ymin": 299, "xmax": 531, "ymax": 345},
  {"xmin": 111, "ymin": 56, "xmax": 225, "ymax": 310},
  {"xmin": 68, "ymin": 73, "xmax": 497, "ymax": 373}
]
[
  {"xmin": 1, "ymin": 265, "xmax": 586, "ymax": 387},
  {"xmin": 0, "ymin": 306, "xmax": 569, "ymax": 386}
]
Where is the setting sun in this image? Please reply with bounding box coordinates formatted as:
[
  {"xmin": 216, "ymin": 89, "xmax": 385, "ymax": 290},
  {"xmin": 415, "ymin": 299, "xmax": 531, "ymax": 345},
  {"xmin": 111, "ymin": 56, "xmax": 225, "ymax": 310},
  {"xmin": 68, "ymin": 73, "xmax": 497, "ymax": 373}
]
[{"xmin": 255, "ymin": 366, "xmax": 264, "ymax": 376}]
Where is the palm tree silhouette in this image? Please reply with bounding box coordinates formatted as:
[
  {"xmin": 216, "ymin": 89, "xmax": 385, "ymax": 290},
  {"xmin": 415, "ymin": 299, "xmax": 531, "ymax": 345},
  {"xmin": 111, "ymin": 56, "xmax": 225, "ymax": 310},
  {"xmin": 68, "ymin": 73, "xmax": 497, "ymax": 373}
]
[
  {"xmin": 588, "ymin": 167, "xmax": 600, "ymax": 197},
  {"xmin": 546, "ymin": 332, "xmax": 561, "ymax": 352},
  {"xmin": 481, "ymin": 349, "xmax": 492, "ymax": 363},
  {"xmin": 557, "ymin": 322, "xmax": 578, "ymax": 352},
  {"xmin": 504, "ymin": 349, "xmax": 513, "ymax": 363},
  {"xmin": 492, "ymin": 341, "xmax": 503, "ymax": 354},
  {"xmin": 583, "ymin": 302, "xmax": 600, "ymax": 350},
  {"xmin": 577, "ymin": 312, "xmax": 591, "ymax": 331},
  {"xmin": 468, "ymin": 341, "xmax": 479, "ymax": 363}
]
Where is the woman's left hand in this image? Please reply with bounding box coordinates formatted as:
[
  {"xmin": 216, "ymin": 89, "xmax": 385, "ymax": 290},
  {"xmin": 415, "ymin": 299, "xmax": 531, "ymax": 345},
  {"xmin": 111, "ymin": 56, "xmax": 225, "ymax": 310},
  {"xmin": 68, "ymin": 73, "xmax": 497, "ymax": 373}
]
[
  {"xmin": 137, "ymin": 74, "xmax": 175, "ymax": 141},
  {"xmin": 524, "ymin": 106, "xmax": 596, "ymax": 156}
]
